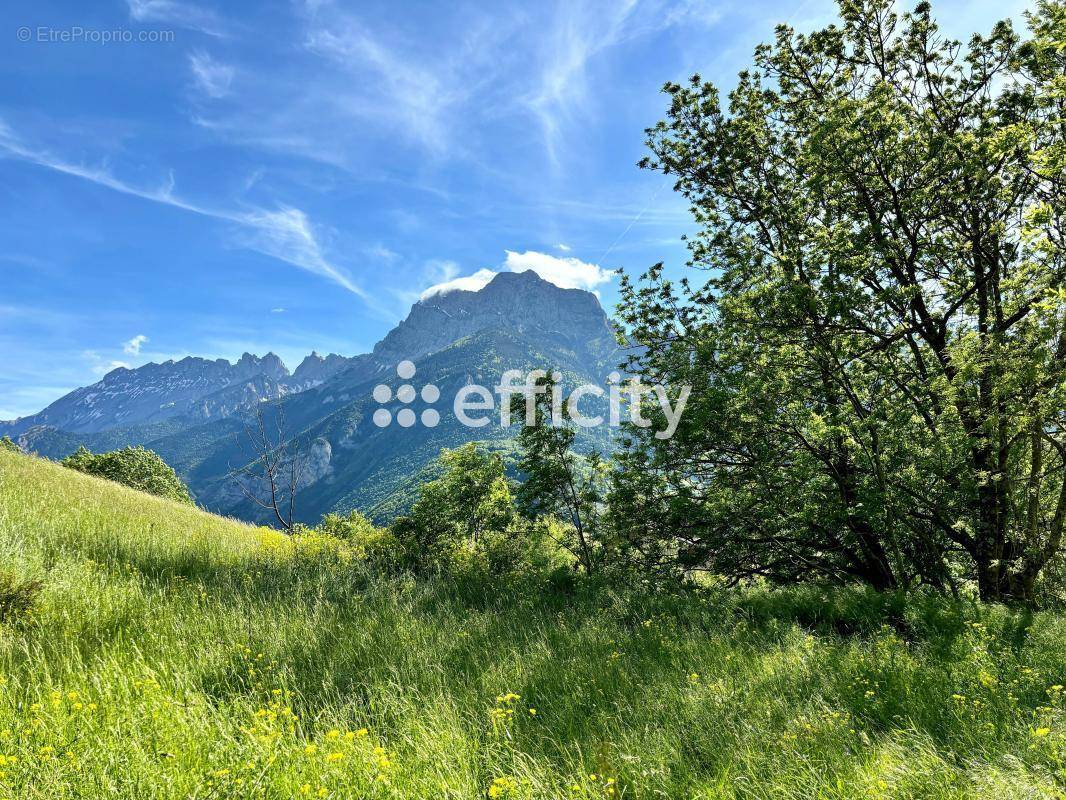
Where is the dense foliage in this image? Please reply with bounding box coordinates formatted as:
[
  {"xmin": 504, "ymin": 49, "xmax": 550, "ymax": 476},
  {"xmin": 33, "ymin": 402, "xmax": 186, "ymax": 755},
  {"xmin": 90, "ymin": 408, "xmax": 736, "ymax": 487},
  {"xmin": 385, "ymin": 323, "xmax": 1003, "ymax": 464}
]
[
  {"xmin": 611, "ymin": 0, "xmax": 1065, "ymax": 605},
  {"xmin": 390, "ymin": 443, "xmax": 517, "ymax": 564},
  {"xmin": 61, "ymin": 445, "xmax": 194, "ymax": 505},
  {"xmin": 382, "ymin": 443, "xmax": 563, "ymax": 578}
]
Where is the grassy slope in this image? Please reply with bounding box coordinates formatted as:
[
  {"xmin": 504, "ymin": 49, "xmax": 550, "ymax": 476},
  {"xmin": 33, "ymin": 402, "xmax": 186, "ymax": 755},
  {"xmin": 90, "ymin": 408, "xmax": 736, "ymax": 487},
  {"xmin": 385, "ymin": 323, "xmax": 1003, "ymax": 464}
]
[{"xmin": 0, "ymin": 449, "xmax": 1064, "ymax": 799}]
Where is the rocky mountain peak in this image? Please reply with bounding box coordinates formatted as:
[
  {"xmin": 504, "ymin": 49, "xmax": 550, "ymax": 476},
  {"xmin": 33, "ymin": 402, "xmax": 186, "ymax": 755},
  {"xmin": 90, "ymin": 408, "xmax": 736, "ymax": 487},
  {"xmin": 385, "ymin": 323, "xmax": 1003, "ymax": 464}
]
[
  {"xmin": 232, "ymin": 352, "xmax": 289, "ymax": 382},
  {"xmin": 290, "ymin": 352, "xmax": 354, "ymax": 387},
  {"xmin": 375, "ymin": 270, "xmax": 615, "ymax": 365}
]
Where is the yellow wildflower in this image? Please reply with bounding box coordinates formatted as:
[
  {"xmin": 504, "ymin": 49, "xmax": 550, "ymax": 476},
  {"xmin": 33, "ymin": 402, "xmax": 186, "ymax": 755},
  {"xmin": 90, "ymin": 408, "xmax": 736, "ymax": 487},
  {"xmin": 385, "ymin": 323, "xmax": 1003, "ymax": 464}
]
[{"xmin": 488, "ymin": 776, "xmax": 518, "ymax": 798}]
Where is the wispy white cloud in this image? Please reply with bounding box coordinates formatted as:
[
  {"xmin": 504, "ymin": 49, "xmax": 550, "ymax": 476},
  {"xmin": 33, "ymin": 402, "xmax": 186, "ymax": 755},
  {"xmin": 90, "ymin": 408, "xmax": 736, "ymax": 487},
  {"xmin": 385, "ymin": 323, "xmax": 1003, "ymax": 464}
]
[
  {"xmin": 126, "ymin": 0, "xmax": 227, "ymax": 37},
  {"xmin": 555, "ymin": 243, "xmax": 571, "ymax": 252},
  {"xmin": 0, "ymin": 120, "xmax": 366, "ymax": 299},
  {"xmin": 188, "ymin": 51, "xmax": 234, "ymax": 98},
  {"xmin": 270, "ymin": 307, "xmax": 287, "ymax": 314},
  {"xmin": 304, "ymin": 23, "xmax": 459, "ymax": 153},
  {"xmin": 123, "ymin": 334, "xmax": 149, "ymax": 355},
  {"xmin": 180, "ymin": 1, "xmax": 721, "ymax": 181},
  {"xmin": 526, "ymin": 0, "xmax": 643, "ymax": 164},
  {"xmin": 527, "ymin": 0, "xmax": 723, "ymax": 164},
  {"xmin": 237, "ymin": 206, "xmax": 365, "ymax": 297},
  {"xmin": 366, "ymin": 243, "xmax": 400, "ymax": 263},
  {"xmin": 188, "ymin": 4, "xmax": 525, "ymax": 174}
]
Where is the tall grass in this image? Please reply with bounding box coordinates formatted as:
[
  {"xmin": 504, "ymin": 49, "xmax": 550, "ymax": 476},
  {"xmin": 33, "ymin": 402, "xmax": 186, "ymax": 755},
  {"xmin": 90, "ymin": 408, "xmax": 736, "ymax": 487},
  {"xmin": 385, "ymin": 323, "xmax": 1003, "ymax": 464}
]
[{"xmin": 0, "ymin": 449, "xmax": 1064, "ymax": 798}]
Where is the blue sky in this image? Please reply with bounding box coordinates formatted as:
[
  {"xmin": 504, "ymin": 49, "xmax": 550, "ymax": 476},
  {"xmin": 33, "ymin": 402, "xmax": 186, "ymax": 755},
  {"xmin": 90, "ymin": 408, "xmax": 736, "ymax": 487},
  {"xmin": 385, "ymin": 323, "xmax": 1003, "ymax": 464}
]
[{"xmin": 0, "ymin": 0, "xmax": 1029, "ymax": 419}]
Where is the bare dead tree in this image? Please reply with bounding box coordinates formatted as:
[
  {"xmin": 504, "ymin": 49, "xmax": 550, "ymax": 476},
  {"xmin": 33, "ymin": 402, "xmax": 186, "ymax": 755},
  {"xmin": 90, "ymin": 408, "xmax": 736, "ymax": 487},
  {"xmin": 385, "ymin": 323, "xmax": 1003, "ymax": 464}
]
[{"xmin": 229, "ymin": 396, "xmax": 304, "ymax": 532}]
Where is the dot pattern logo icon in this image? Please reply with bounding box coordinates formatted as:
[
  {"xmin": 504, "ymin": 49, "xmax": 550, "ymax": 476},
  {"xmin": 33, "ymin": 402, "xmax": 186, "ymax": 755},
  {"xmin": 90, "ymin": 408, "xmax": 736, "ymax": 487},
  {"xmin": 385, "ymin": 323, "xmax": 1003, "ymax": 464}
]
[{"xmin": 372, "ymin": 361, "xmax": 440, "ymax": 428}]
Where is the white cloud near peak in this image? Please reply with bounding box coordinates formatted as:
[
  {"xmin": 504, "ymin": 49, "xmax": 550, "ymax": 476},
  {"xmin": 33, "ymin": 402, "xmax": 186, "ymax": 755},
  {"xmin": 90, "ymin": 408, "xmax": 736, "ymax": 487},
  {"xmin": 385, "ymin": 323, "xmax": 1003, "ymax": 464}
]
[
  {"xmin": 419, "ymin": 249, "xmax": 613, "ymax": 301},
  {"xmin": 123, "ymin": 334, "xmax": 149, "ymax": 355},
  {"xmin": 84, "ymin": 351, "xmax": 131, "ymax": 377},
  {"xmin": 420, "ymin": 268, "xmax": 497, "ymax": 300},
  {"xmin": 503, "ymin": 250, "xmax": 612, "ymax": 291}
]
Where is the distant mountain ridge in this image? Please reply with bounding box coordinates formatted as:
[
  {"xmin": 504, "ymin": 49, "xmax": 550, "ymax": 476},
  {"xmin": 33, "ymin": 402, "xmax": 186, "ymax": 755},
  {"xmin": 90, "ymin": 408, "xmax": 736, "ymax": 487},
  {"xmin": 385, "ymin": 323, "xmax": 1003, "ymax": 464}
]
[
  {"xmin": 5, "ymin": 270, "xmax": 624, "ymax": 524},
  {"xmin": 1, "ymin": 351, "xmax": 355, "ymax": 436}
]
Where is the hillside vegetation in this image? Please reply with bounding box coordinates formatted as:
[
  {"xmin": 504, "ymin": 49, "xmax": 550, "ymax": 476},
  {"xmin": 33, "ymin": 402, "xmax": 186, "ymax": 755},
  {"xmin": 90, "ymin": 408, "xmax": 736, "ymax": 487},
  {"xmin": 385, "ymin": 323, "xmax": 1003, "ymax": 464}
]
[{"xmin": 0, "ymin": 449, "xmax": 1065, "ymax": 798}]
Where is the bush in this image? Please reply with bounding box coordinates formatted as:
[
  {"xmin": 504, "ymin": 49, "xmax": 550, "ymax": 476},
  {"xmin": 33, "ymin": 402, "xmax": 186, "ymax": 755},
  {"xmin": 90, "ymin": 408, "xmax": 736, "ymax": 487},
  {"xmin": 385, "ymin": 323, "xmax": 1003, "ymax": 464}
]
[
  {"xmin": 61, "ymin": 446, "xmax": 193, "ymax": 504},
  {"xmin": 0, "ymin": 436, "xmax": 19, "ymax": 454},
  {"xmin": 0, "ymin": 571, "xmax": 43, "ymax": 624},
  {"xmin": 317, "ymin": 510, "xmax": 378, "ymax": 541},
  {"xmin": 315, "ymin": 511, "xmax": 404, "ymax": 569}
]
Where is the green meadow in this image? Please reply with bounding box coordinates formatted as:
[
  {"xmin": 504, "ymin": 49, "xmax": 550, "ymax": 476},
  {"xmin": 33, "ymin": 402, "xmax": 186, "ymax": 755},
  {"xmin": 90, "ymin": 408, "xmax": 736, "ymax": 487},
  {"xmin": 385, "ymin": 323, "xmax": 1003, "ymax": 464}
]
[{"xmin": 0, "ymin": 448, "xmax": 1064, "ymax": 799}]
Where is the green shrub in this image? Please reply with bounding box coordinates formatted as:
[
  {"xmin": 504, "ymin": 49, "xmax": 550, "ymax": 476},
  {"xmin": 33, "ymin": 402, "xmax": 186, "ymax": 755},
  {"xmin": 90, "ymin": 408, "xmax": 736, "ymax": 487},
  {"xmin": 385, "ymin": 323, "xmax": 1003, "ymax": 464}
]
[
  {"xmin": 61, "ymin": 445, "xmax": 193, "ymax": 504},
  {"xmin": 317, "ymin": 510, "xmax": 378, "ymax": 541},
  {"xmin": 316, "ymin": 511, "xmax": 404, "ymax": 569},
  {"xmin": 0, "ymin": 436, "xmax": 19, "ymax": 454},
  {"xmin": 0, "ymin": 571, "xmax": 43, "ymax": 624}
]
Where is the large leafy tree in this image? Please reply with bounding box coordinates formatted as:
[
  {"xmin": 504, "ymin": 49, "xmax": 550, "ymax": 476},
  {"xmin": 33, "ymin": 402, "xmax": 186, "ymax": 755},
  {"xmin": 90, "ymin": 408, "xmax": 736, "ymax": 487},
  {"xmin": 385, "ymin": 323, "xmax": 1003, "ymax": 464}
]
[
  {"xmin": 396, "ymin": 443, "xmax": 517, "ymax": 561},
  {"xmin": 615, "ymin": 0, "xmax": 1065, "ymax": 602}
]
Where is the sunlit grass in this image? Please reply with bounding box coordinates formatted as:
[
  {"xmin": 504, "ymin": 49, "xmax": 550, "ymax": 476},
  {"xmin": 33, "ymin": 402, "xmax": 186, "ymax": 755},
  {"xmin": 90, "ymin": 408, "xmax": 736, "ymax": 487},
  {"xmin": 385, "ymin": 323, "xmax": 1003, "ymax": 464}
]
[{"xmin": 0, "ymin": 449, "xmax": 1064, "ymax": 798}]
